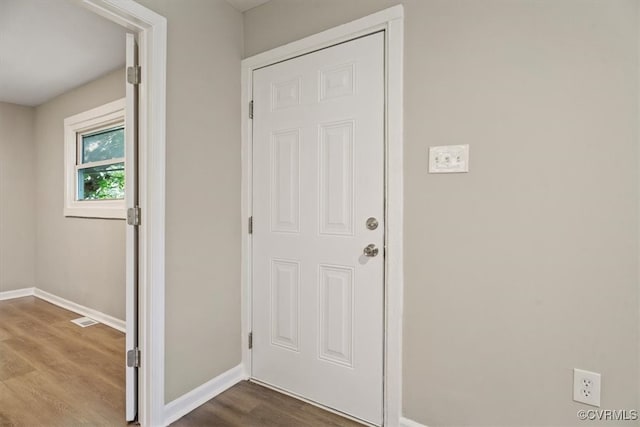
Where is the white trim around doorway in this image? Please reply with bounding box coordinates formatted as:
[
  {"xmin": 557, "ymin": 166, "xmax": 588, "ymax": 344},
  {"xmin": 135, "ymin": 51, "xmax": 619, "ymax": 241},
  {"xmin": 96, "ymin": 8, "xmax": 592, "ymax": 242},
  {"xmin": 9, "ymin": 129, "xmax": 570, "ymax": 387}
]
[
  {"xmin": 240, "ymin": 5, "xmax": 404, "ymax": 426},
  {"xmin": 80, "ymin": 1, "xmax": 167, "ymax": 426}
]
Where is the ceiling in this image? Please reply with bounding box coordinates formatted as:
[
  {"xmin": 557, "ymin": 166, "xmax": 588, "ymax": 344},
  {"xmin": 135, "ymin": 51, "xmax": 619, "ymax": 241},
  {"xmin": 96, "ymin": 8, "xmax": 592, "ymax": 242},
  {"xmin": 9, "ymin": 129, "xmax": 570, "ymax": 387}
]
[
  {"xmin": 0, "ymin": 0, "xmax": 127, "ymax": 107},
  {"xmin": 225, "ymin": 0, "xmax": 270, "ymax": 12}
]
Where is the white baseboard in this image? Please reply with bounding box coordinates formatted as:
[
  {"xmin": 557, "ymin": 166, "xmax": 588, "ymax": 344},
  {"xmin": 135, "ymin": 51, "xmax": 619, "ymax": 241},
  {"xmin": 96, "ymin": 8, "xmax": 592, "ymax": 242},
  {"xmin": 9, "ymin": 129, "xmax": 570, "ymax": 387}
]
[
  {"xmin": 33, "ymin": 288, "xmax": 126, "ymax": 332},
  {"xmin": 400, "ymin": 416, "xmax": 429, "ymax": 427},
  {"xmin": 164, "ymin": 364, "xmax": 245, "ymax": 425},
  {"xmin": 0, "ymin": 287, "xmax": 35, "ymax": 301}
]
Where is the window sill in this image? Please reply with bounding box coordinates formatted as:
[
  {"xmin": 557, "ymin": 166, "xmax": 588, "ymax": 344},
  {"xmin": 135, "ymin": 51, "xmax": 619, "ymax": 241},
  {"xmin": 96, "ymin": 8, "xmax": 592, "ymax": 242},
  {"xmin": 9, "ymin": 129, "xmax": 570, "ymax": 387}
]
[{"xmin": 64, "ymin": 200, "xmax": 126, "ymax": 220}]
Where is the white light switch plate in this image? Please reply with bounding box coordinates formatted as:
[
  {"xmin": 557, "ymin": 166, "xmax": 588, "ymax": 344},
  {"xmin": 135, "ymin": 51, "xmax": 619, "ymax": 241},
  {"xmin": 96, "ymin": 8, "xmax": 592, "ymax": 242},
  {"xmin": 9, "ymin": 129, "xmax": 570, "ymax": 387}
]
[{"xmin": 429, "ymin": 144, "xmax": 469, "ymax": 173}]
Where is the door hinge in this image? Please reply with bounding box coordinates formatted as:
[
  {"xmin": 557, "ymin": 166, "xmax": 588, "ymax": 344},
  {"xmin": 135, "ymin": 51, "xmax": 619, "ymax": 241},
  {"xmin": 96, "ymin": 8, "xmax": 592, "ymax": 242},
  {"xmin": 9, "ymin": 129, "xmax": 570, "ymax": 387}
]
[
  {"xmin": 127, "ymin": 207, "xmax": 141, "ymax": 226},
  {"xmin": 248, "ymin": 216, "xmax": 253, "ymax": 234},
  {"xmin": 249, "ymin": 100, "xmax": 254, "ymax": 119},
  {"xmin": 127, "ymin": 348, "xmax": 141, "ymax": 368},
  {"xmin": 127, "ymin": 65, "xmax": 141, "ymax": 85},
  {"xmin": 248, "ymin": 332, "xmax": 253, "ymax": 349}
]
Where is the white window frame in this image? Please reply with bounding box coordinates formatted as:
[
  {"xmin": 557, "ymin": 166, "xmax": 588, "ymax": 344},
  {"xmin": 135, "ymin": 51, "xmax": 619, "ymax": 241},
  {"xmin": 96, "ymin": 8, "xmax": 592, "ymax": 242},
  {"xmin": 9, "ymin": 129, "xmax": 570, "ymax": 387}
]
[{"xmin": 64, "ymin": 98, "xmax": 126, "ymax": 219}]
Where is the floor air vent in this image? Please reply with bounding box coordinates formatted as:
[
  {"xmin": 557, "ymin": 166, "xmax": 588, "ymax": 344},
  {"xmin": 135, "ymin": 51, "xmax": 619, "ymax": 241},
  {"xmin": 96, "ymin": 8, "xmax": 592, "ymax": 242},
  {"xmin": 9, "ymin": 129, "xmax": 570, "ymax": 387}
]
[{"xmin": 71, "ymin": 317, "xmax": 99, "ymax": 327}]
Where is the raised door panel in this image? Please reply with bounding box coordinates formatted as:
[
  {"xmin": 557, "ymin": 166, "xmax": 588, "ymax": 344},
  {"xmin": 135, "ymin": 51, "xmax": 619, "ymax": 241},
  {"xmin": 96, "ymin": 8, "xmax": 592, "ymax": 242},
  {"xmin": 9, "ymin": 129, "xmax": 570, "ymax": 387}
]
[
  {"xmin": 270, "ymin": 129, "xmax": 300, "ymax": 233},
  {"xmin": 319, "ymin": 121, "xmax": 354, "ymax": 236},
  {"xmin": 318, "ymin": 264, "xmax": 354, "ymax": 367},
  {"xmin": 320, "ymin": 63, "xmax": 356, "ymax": 101},
  {"xmin": 271, "ymin": 259, "xmax": 300, "ymax": 351},
  {"xmin": 272, "ymin": 77, "xmax": 301, "ymax": 110}
]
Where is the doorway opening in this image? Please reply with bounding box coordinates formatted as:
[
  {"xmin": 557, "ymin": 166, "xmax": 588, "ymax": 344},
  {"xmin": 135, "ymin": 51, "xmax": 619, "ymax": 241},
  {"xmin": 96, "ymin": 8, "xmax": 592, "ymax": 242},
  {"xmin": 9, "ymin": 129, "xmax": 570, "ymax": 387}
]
[
  {"xmin": 82, "ymin": 1, "xmax": 167, "ymax": 424},
  {"xmin": 0, "ymin": 0, "xmax": 131, "ymax": 423}
]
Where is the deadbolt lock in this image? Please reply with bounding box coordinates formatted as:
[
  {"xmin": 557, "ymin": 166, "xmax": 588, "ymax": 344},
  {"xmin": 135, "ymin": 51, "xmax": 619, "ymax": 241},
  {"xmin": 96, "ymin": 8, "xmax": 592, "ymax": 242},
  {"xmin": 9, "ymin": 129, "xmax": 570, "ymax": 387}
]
[{"xmin": 366, "ymin": 217, "xmax": 379, "ymax": 230}]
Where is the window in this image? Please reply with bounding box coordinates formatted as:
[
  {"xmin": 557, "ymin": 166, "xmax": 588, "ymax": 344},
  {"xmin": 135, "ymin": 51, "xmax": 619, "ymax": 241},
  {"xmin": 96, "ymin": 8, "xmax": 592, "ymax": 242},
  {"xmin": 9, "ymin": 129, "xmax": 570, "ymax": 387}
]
[
  {"xmin": 78, "ymin": 126, "xmax": 125, "ymax": 200},
  {"xmin": 64, "ymin": 98, "xmax": 126, "ymax": 218}
]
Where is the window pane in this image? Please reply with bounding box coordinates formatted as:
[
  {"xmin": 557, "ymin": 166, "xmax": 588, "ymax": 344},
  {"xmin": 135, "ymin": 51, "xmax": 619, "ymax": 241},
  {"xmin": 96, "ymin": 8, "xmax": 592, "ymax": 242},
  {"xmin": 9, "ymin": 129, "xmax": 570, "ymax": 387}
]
[
  {"xmin": 78, "ymin": 162, "xmax": 125, "ymax": 200},
  {"xmin": 82, "ymin": 127, "xmax": 124, "ymax": 163}
]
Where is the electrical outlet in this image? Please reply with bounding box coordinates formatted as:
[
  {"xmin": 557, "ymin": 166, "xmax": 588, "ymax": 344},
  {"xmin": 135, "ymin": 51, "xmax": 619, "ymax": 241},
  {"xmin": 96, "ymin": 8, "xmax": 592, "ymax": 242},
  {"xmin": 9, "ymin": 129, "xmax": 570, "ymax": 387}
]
[{"xmin": 573, "ymin": 368, "xmax": 601, "ymax": 407}]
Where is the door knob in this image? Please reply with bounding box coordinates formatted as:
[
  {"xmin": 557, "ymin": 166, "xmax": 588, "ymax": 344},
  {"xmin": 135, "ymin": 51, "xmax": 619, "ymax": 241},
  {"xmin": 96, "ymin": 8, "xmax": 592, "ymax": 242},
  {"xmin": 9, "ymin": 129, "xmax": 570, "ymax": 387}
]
[{"xmin": 363, "ymin": 244, "xmax": 379, "ymax": 257}]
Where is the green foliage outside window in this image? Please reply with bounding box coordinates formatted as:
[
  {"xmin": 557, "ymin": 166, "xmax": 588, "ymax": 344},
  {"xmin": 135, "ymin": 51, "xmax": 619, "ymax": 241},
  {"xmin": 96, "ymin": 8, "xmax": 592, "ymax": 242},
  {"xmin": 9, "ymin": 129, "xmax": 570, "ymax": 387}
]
[{"xmin": 79, "ymin": 163, "xmax": 125, "ymax": 200}]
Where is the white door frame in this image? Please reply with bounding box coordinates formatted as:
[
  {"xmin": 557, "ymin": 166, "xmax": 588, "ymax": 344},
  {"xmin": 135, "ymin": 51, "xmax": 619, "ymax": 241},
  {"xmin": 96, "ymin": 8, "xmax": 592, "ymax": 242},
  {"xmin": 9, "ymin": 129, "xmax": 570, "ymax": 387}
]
[
  {"xmin": 80, "ymin": 1, "xmax": 167, "ymax": 426},
  {"xmin": 240, "ymin": 6, "xmax": 404, "ymax": 425}
]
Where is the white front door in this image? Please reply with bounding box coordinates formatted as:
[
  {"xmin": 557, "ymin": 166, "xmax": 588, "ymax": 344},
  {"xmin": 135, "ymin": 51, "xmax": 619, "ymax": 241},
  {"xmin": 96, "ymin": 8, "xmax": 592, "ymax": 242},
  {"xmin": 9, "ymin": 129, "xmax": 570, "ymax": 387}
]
[{"xmin": 251, "ymin": 32, "xmax": 385, "ymax": 425}]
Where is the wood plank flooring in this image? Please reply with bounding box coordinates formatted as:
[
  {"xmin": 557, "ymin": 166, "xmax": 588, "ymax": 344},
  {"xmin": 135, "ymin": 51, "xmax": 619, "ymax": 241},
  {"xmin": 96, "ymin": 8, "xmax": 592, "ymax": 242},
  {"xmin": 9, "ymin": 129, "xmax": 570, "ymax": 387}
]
[
  {"xmin": 171, "ymin": 381, "xmax": 363, "ymax": 427},
  {"xmin": 1, "ymin": 297, "xmax": 362, "ymax": 426},
  {"xmin": 0, "ymin": 296, "xmax": 127, "ymax": 426}
]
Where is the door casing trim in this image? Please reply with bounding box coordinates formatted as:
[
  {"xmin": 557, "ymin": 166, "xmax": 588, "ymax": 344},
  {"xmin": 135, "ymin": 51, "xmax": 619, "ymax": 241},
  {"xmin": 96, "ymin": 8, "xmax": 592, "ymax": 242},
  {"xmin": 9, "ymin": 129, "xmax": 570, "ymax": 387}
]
[
  {"xmin": 240, "ymin": 6, "xmax": 404, "ymax": 425},
  {"xmin": 80, "ymin": 1, "xmax": 167, "ymax": 425}
]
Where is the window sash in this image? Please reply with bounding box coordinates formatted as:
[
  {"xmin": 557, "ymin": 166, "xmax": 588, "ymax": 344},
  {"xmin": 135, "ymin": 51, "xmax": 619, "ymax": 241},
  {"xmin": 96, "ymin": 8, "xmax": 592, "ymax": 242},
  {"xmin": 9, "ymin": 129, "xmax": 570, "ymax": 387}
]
[
  {"xmin": 75, "ymin": 158, "xmax": 125, "ymax": 201},
  {"xmin": 75, "ymin": 122, "xmax": 125, "ymax": 202},
  {"xmin": 76, "ymin": 122, "xmax": 125, "ymax": 167},
  {"xmin": 77, "ymin": 160, "xmax": 125, "ymax": 201}
]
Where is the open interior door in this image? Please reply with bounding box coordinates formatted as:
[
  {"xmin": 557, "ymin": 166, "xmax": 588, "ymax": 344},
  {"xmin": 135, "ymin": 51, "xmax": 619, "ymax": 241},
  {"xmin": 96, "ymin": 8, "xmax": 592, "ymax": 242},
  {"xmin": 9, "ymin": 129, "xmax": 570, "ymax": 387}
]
[{"xmin": 124, "ymin": 32, "xmax": 139, "ymax": 422}]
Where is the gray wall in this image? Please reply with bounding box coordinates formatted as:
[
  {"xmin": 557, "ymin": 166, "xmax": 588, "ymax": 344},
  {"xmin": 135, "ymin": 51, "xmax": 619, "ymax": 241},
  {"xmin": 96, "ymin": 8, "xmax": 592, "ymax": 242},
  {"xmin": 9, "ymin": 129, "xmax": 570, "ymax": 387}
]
[
  {"xmin": 34, "ymin": 68, "xmax": 126, "ymax": 320},
  {"xmin": 0, "ymin": 102, "xmax": 36, "ymax": 292},
  {"xmin": 244, "ymin": 1, "xmax": 640, "ymax": 425},
  {"xmin": 135, "ymin": 0, "xmax": 243, "ymax": 403}
]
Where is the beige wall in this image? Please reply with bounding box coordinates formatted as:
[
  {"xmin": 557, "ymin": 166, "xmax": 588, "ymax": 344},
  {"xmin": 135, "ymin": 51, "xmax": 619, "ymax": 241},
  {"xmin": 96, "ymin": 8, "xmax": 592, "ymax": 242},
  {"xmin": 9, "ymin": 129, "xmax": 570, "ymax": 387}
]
[
  {"xmin": 135, "ymin": 0, "xmax": 244, "ymax": 403},
  {"xmin": 0, "ymin": 102, "xmax": 36, "ymax": 292},
  {"xmin": 245, "ymin": 1, "xmax": 640, "ymax": 425},
  {"xmin": 34, "ymin": 68, "xmax": 126, "ymax": 320}
]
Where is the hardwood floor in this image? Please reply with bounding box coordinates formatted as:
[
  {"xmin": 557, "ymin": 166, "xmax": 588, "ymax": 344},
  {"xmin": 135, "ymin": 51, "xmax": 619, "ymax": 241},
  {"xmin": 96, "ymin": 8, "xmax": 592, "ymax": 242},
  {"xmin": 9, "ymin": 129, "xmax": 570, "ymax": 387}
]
[
  {"xmin": 0, "ymin": 297, "xmax": 362, "ymax": 426},
  {"xmin": 0, "ymin": 296, "xmax": 127, "ymax": 426},
  {"xmin": 172, "ymin": 381, "xmax": 363, "ymax": 427}
]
